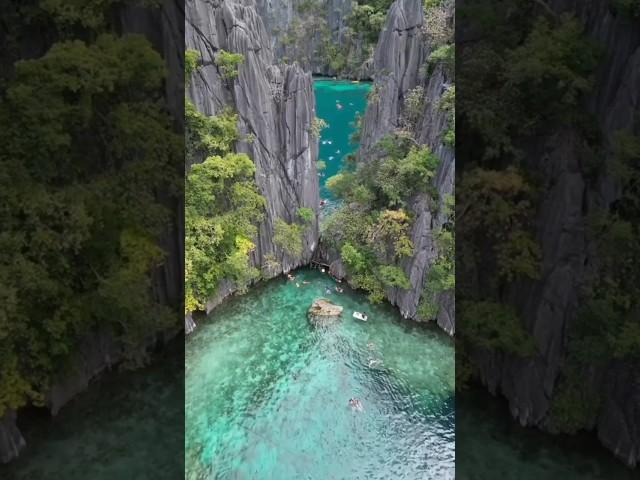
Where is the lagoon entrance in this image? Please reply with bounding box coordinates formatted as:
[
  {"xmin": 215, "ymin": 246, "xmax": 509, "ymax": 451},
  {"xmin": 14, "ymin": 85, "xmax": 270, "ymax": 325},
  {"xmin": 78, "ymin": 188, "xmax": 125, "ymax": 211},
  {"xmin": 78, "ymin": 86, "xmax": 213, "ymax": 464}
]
[{"xmin": 185, "ymin": 269, "xmax": 455, "ymax": 479}]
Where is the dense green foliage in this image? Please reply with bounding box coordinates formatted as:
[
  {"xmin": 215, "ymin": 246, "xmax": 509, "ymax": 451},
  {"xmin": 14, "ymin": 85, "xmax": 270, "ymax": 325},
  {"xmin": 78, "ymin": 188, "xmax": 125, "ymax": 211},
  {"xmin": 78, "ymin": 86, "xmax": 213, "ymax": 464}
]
[
  {"xmin": 185, "ymin": 49, "xmax": 200, "ymax": 80},
  {"xmin": 274, "ymin": 219, "xmax": 305, "ymax": 259},
  {"xmin": 612, "ymin": 0, "xmax": 640, "ymax": 18},
  {"xmin": 458, "ymin": 9, "xmax": 599, "ymax": 160},
  {"xmin": 454, "ymin": 2, "xmax": 638, "ymax": 435},
  {"xmin": 0, "ymin": 6, "xmax": 180, "ymax": 415},
  {"xmin": 346, "ymin": 4, "xmax": 387, "ymax": 44},
  {"xmin": 456, "ymin": 1, "xmax": 598, "ymax": 365},
  {"xmin": 320, "ymin": 0, "xmax": 454, "ymax": 311},
  {"xmin": 297, "ymin": 207, "xmax": 315, "ymax": 224},
  {"xmin": 323, "ymin": 134, "xmax": 442, "ymax": 302},
  {"xmin": 215, "ymin": 50, "xmax": 244, "ymax": 80},
  {"xmin": 185, "ymin": 54, "xmax": 265, "ymax": 312},
  {"xmin": 185, "ymin": 152, "xmax": 265, "ymax": 311}
]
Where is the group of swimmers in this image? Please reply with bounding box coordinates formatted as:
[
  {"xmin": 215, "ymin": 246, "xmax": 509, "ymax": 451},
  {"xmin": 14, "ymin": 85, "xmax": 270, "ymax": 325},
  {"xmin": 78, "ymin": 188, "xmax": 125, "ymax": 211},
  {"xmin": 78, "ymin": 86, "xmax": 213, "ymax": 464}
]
[
  {"xmin": 287, "ymin": 273, "xmax": 311, "ymax": 288},
  {"xmin": 324, "ymin": 285, "xmax": 344, "ymax": 295},
  {"xmin": 287, "ymin": 268, "xmax": 345, "ymax": 291}
]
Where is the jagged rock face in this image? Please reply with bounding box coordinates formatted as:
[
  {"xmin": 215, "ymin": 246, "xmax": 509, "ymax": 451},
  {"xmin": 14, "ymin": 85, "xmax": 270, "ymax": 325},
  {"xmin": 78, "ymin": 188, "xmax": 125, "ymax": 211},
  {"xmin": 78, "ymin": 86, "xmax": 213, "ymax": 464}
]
[
  {"xmin": 0, "ymin": 3, "xmax": 185, "ymax": 464},
  {"xmin": 254, "ymin": 0, "xmax": 372, "ymax": 78},
  {"xmin": 0, "ymin": 411, "xmax": 25, "ymax": 464},
  {"xmin": 467, "ymin": 0, "xmax": 640, "ymax": 467},
  {"xmin": 186, "ymin": 0, "xmax": 320, "ymax": 310},
  {"xmin": 359, "ymin": 0, "xmax": 455, "ymax": 333}
]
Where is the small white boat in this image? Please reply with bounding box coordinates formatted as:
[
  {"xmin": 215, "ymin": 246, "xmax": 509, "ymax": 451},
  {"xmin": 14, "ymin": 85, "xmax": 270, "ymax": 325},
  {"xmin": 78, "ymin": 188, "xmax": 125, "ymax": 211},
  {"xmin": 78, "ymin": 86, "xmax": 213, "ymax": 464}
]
[{"xmin": 353, "ymin": 311, "xmax": 368, "ymax": 322}]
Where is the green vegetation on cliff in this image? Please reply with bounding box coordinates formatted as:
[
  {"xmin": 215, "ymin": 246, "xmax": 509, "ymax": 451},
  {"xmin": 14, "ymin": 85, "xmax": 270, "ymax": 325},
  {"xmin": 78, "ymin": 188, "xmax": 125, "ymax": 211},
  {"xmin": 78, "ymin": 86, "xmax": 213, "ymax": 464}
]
[
  {"xmin": 323, "ymin": 136, "xmax": 440, "ymax": 302},
  {"xmin": 454, "ymin": 3, "xmax": 639, "ymax": 436},
  {"xmin": 548, "ymin": 130, "xmax": 640, "ymax": 432},
  {"xmin": 184, "ymin": 51, "xmax": 265, "ymax": 312},
  {"xmin": 277, "ymin": 0, "xmax": 395, "ymax": 77},
  {"xmin": 0, "ymin": 7, "xmax": 180, "ymax": 416}
]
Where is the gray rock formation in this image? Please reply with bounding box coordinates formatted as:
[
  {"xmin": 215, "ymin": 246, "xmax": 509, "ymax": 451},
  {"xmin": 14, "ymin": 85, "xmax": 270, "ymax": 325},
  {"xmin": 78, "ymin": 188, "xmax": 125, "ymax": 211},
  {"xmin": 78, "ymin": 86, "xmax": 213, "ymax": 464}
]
[
  {"xmin": 308, "ymin": 298, "xmax": 344, "ymax": 326},
  {"xmin": 1, "ymin": 1, "xmax": 185, "ymax": 464},
  {"xmin": 464, "ymin": 0, "xmax": 640, "ymax": 467},
  {"xmin": 255, "ymin": 0, "xmax": 373, "ymax": 78},
  {"xmin": 321, "ymin": 0, "xmax": 455, "ymax": 333},
  {"xmin": 186, "ymin": 0, "xmax": 320, "ymax": 310},
  {"xmin": 0, "ymin": 411, "xmax": 25, "ymax": 464}
]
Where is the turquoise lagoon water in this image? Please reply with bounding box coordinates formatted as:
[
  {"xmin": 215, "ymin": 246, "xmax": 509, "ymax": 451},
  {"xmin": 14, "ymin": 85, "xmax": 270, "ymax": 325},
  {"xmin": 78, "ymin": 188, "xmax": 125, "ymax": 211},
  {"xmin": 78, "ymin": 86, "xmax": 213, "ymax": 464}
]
[
  {"xmin": 314, "ymin": 79, "xmax": 371, "ymax": 203},
  {"xmin": 1, "ymin": 342, "xmax": 184, "ymax": 479},
  {"xmin": 185, "ymin": 269, "xmax": 455, "ymax": 479},
  {"xmin": 457, "ymin": 389, "xmax": 637, "ymax": 480}
]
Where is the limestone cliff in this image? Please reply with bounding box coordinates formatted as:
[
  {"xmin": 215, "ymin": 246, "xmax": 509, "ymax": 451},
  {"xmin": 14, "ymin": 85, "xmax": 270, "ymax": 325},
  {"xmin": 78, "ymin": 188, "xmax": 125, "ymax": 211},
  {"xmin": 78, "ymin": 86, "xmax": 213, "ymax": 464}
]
[
  {"xmin": 0, "ymin": 0, "xmax": 185, "ymax": 464},
  {"xmin": 255, "ymin": 0, "xmax": 374, "ymax": 78},
  {"xmin": 322, "ymin": 0, "xmax": 455, "ymax": 333},
  {"xmin": 186, "ymin": 0, "xmax": 320, "ymax": 312},
  {"xmin": 462, "ymin": 0, "xmax": 640, "ymax": 467}
]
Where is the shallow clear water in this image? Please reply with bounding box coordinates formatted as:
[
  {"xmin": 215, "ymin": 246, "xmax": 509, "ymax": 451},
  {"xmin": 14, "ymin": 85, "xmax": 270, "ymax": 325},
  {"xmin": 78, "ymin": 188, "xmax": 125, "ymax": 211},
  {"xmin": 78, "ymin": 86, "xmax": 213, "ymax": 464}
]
[
  {"xmin": 185, "ymin": 269, "xmax": 455, "ymax": 479},
  {"xmin": 457, "ymin": 389, "xmax": 637, "ymax": 479},
  {"xmin": 1, "ymin": 343, "xmax": 184, "ymax": 480},
  {"xmin": 314, "ymin": 79, "xmax": 371, "ymax": 203}
]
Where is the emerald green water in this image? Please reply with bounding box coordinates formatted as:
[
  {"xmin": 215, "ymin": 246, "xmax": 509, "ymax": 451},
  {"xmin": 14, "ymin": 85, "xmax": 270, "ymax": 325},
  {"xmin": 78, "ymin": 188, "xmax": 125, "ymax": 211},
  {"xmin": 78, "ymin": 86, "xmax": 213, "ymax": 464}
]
[
  {"xmin": 185, "ymin": 269, "xmax": 455, "ymax": 479},
  {"xmin": 1, "ymin": 342, "xmax": 183, "ymax": 479},
  {"xmin": 314, "ymin": 79, "xmax": 371, "ymax": 203},
  {"xmin": 457, "ymin": 390, "xmax": 637, "ymax": 479}
]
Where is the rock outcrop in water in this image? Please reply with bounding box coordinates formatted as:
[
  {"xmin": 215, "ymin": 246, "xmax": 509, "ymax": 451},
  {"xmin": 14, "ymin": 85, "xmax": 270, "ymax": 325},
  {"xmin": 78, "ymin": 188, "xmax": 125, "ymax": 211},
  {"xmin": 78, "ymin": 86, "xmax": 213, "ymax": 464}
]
[
  {"xmin": 319, "ymin": 0, "xmax": 455, "ymax": 334},
  {"xmin": 308, "ymin": 298, "xmax": 344, "ymax": 326},
  {"xmin": 186, "ymin": 0, "xmax": 320, "ymax": 312}
]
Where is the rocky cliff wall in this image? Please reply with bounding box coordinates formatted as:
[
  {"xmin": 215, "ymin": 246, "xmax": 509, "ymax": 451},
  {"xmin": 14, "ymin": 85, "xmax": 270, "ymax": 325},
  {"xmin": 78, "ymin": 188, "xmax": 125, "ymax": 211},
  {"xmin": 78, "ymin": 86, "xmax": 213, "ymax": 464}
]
[
  {"xmin": 186, "ymin": 0, "xmax": 320, "ymax": 312},
  {"xmin": 321, "ymin": 0, "xmax": 455, "ymax": 333},
  {"xmin": 0, "ymin": 0, "xmax": 185, "ymax": 464},
  {"xmin": 255, "ymin": 0, "xmax": 373, "ymax": 78},
  {"xmin": 466, "ymin": 0, "xmax": 640, "ymax": 467}
]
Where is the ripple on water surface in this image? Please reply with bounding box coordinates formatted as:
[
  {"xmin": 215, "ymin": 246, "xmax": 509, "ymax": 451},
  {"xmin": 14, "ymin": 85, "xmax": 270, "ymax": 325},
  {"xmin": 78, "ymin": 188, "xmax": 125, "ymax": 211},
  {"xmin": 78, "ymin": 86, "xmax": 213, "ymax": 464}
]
[{"xmin": 185, "ymin": 269, "xmax": 455, "ymax": 479}]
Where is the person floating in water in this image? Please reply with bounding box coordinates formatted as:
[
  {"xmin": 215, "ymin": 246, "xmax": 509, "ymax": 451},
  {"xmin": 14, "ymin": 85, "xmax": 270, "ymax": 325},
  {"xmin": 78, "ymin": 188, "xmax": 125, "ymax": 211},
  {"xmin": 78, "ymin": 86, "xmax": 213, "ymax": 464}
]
[
  {"xmin": 287, "ymin": 273, "xmax": 295, "ymax": 281},
  {"xmin": 325, "ymin": 287, "xmax": 332, "ymax": 295},
  {"xmin": 349, "ymin": 398, "xmax": 364, "ymax": 412},
  {"xmin": 335, "ymin": 286, "xmax": 344, "ymax": 293}
]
